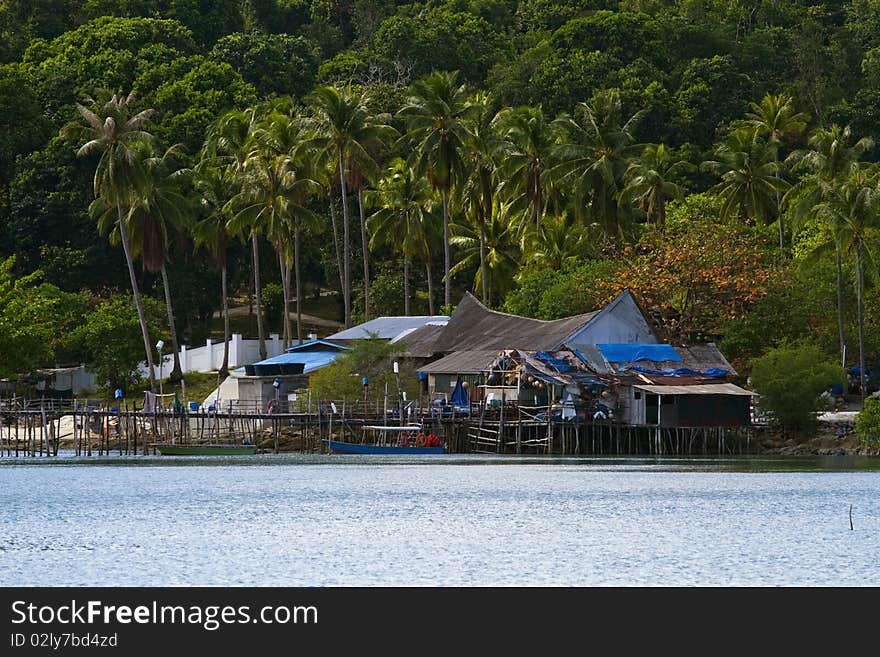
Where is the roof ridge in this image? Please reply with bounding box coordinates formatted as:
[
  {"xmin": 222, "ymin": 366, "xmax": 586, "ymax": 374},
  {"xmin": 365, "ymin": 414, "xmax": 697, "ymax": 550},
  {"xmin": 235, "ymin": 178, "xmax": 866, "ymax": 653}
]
[{"xmin": 462, "ymin": 291, "xmax": 597, "ymax": 324}]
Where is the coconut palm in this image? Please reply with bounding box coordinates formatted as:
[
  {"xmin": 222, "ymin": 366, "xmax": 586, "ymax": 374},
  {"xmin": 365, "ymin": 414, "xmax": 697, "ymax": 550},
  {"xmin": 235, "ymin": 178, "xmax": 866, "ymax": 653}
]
[
  {"xmin": 621, "ymin": 144, "xmax": 693, "ymax": 232},
  {"xmin": 367, "ymin": 158, "xmax": 437, "ymax": 315},
  {"xmin": 204, "ymin": 107, "xmax": 267, "ymax": 359},
  {"xmin": 399, "ymin": 71, "xmax": 472, "ymax": 308},
  {"xmin": 122, "ymin": 142, "xmax": 190, "ymax": 385},
  {"xmin": 492, "ymin": 104, "xmax": 557, "ymax": 231},
  {"xmin": 552, "ymin": 88, "xmax": 645, "ymax": 239},
  {"xmin": 460, "ymin": 91, "xmax": 501, "ymax": 303},
  {"xmin": 449, "ymin": 199, "xmax": 520, "ymax": 303},
  {"xmin": 191, "ymin": 161, "xmax": 232, "ymax": 377},
  {"xmin": 744, "ymin": 93, "xmax": 809, "ymax": 253},
  {"xmin": 68, "ymin": 90, "xmax": 158, "ymax": 391},
  {"xmin": 703, "ymin": 130, "xmax": 788, "ymax": 225},
  {"xmin": 786, "ymin": 124, "xmax": 874, "ymax": 367},
  {"xmin": 307, "ymin": 85, "xmax": 396, "ymax": 326},
  {"xmin": 523, "ymin": 211, "xmax": 596, "ymax": 270},
  {"xmin": 814, "ymin": 164, "xmax": 880, "ymax": 401},
  {"xmin": 226, "ymin": 132, "xmax": 322, "ymax": 346}
]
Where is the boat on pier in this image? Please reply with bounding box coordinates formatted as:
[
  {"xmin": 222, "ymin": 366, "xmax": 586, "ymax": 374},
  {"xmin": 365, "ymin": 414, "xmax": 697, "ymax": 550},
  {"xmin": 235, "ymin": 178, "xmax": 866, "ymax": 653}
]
[{"xmin": 323, "ymin": 425, "xmax": 445, "ymax": 455}]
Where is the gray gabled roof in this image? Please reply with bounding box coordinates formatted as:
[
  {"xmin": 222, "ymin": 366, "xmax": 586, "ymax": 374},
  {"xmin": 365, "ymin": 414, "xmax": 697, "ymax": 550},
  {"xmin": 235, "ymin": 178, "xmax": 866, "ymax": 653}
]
[
  {"xmin": 418, "ymin": 350, "xmax": 500, "ymax": 374},
  {"xmin": 429, "ymin": 293, "xmax": 598, "ymax": 353},
  {"xmin": 327, "ymin": 315, "xmax": 449, "ymax": 341}
]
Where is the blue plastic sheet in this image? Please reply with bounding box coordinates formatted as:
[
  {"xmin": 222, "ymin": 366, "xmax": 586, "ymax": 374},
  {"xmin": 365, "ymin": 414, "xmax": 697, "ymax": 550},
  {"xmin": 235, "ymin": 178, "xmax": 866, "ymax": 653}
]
[{"xmin": 598, "ymin": 344, "xmax": 683, "ymax": 363}]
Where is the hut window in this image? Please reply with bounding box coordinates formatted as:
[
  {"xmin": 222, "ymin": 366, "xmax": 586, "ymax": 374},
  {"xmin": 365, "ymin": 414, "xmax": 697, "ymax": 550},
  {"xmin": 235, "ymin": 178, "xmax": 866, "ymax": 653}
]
[{"xmin": 634, "ymin": 391, "xmax": 642, "ymax": 400}]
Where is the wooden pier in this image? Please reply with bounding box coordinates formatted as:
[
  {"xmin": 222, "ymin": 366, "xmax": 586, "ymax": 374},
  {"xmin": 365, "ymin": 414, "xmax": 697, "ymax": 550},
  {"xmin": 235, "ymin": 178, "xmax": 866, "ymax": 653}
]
[{"xmin": 0, "ymin": 397, "xmax": 755, "ymax": 457}]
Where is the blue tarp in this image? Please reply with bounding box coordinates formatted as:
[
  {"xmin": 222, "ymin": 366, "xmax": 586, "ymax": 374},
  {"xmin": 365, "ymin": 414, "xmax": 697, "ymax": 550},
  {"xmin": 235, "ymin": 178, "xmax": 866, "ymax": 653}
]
[
  {"xmin": 598, "ymin": 344, "xmax": 683, "ymax": 363},
  {"xmin": 621, "ymin": 365, "xmax": 729, "ymax": 378},
  {"xmin": 451, "ymin": 376, "xmax": 470, "ymax": 407}
]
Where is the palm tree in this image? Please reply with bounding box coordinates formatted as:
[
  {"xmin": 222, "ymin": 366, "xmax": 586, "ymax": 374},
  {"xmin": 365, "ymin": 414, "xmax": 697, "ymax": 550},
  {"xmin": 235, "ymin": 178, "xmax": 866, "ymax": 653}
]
[
  {"xmin": 744, "ymin": 93, "xmax": 809, "ymax": 253},
  {"xmin": 449, "ymin": 198, "xmax": 520, "ymax": 303},
  {"xmin": 399, "ymin": 71, "xmax": 472, "ymax": 308},
  {"xmin": 786, "ymin": 124, "xmax": 874, "ymax": 367},
  {"xmin": 68, "ymin": 91, "xmax": 158, "ymax": 391},
  {"xmin": 621, "ymin": 144, "xmax": 692, "ymax": 232},
  {"xmin": 204, "ymin": 107, "xmax": 267, "ymax": 359},
  {"xmin": 308, "ymin": 86, "xmax": 396, "ymax": 326},
  {"xmin": 460, "ymin": 91, "xmax": 500, "ymax": 304},
  {"xmin": 226, "ymin": 135, "xmax": 322, "ymax": 347},
  {"xmin": 814, "ymin": 164, "xmax": 880, "ymax": 401},
  {"xmin": 367, "ymin": 158, "xmax": 437, "ymax": 315},
  {"xmin": 123, "ymin": 142, "xmax": 190, "ymax": 385},
  {"xmin": 191, "ymin": 161, "xmax": 232, "ymax": 377},
  {"xmin": 523, "ymin": 211, "xmax": 596, "ymax": 269},
  {"xmin": 552, "ymin": 88, "xmax": 644, "ymax": 239},
  {"xmin": 492, "ymin": 104, "xmax": 557, "ymax": 231},
  {"xmin": 703, "ymin": 130, "xmax": 788, "ymax": 225}
]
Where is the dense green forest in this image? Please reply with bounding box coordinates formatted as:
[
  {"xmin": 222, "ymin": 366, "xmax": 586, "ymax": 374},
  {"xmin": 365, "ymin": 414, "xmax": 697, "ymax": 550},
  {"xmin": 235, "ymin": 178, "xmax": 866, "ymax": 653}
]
[{"xmin": 2, "ymin": 0, "xmax": 880, "ymax": 394}]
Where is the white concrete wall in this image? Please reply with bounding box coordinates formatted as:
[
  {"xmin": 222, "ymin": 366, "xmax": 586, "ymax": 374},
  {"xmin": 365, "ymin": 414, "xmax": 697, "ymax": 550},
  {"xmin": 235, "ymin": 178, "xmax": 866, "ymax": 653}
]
[{"xmin": 141, "ymin": 333, "xmax": 284, "ymax": 379}]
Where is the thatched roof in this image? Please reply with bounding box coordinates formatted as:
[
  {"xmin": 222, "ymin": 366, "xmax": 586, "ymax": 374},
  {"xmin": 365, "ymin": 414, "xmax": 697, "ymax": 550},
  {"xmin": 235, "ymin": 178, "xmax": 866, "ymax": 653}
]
[{"xmin": 429, "ymin": 293, "xmax": 598, "ymax": 353}]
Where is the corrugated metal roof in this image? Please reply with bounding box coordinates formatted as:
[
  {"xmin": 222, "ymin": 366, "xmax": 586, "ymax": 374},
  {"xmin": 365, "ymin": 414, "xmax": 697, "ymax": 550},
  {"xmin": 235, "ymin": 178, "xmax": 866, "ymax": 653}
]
[
  {"xmin": 430, "ymin": 293, "xmax": 598, "ymax": 353},
  {"xmin": 633, "ymin": 383, "xmax": 755, "ymax": 396},
  {"xmin": 418, "ymin": 350, "xmax": 500, "ymax": 374},
  {"xmin": 285, "ymin": 339, "xmax": 348, "ymax": 353},
  {"xmin": 253, "ymin": 349, "xmax": 344, "ymax": 374},
  {"xmin": 327, "ymin": 315, "xmax": 450, "ymax": 340}
]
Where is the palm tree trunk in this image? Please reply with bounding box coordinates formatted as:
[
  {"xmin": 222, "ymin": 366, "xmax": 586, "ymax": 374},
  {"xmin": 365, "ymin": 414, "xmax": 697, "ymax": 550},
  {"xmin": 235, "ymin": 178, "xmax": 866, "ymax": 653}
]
[
  {"xmin": 425, "ymin": 260, "xmax": 435, "ymax": 316},
  {"xmin": 442, "ymin": 189, "xmax": 451, "ymax": 308},
  {"xmin": 329, "ymin": 189, "xmax": 345, "ymax": 297},
  {"xmin": 857, "ymin": 242, "xmax": 866, "ymax": 403},
  {"xmin": 339, "ymin": 152, "xmax": 352, "ymax": 327},
  {"xmin": 535, "ymin": 176, "xmax": 542, "ymax": 231},
  {"xmin": 252, "ymin": 234, "xmax": 266, "ymax": 360},
  {"xmin": 358, "ymin": 188, "xmax": 370, "ymax": 320},
  {"xmin": 479, "ymin": 222, "xmax": 489, "ymax": 305},
  {"xmin": 160, "ymin": 266, "xmax": 183, "ymax": 383},
  {"xmin": 836, "ymin": 244, "xmax": 847, "ymax": 370},
  {"xmin": 658, "ymin": 197, "xmax": 666, "ymax": 233},
  {"xmin": 403, "ymin": 256, "xmax": 410, "ymax": 316},
  {"xmin": 219, "ymin": 264, "xmax": 229, "ymax": 377},
  {"xmin": 117, "ymin": 204, "xmax": 156, "ymax": 392},
  {"xmin": 295, "ymin": 229, "xmax": 302, "ymax": 344},
  {"xmin": 279, "ymin": 249, "xmax": 291, "ymax": 350},
  {"xmin": 775, "ymin": 167, "xmax": 784, "ymax": 256}
]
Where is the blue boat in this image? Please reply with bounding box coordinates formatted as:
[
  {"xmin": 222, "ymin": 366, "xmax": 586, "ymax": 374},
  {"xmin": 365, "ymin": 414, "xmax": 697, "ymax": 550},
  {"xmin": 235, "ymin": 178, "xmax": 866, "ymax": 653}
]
[
  {"xmin": 323, "ymin": 439, "xmax": 445, "ymax": 455},
  {"xmin": 323, "ymin": 425, "xmax": 446, "ymax": 455}
]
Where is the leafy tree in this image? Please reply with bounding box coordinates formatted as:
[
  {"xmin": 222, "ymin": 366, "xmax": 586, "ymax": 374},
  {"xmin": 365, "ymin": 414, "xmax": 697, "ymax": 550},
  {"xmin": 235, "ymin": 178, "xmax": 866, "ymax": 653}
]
[
  {"xmin": 749, "ymin": 343, "xmax": 844, "ymax": 434},
  {"xmin": 373, "ymin": 7, "xmax": 508, "ymax": 82},
  {"xmin": 210, "ymin": 32, "xmax": 317, "ymax": 98},
  {"xmin": 309, "ymin": 335, "xmax": 419, "ymax": 402},
  {"xmin": 71, "ymin": 294, "xmax": 166, "ymax": 392},
  {"xmin": 855, "ymin": 395, "xmax": 880, "ymax": 447},
  {"xmin": 0, "ymin": 64, "xmax": 51, "ymax": 187}
]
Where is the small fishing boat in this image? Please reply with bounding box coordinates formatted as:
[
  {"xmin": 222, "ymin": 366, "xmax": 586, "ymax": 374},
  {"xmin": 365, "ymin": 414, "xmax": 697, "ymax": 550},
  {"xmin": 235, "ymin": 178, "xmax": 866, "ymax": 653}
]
[
  {"xmin": 150, "ymin": 443, "xmax": 258, "ymax": 456},
  {"xmin": 323, "ymin": 425, "xmax": 445, "ymax": 455}
]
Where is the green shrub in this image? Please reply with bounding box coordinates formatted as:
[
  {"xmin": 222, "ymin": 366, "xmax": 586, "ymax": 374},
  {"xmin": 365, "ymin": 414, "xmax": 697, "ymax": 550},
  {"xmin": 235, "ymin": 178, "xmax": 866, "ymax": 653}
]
[
  {"xmin": 749, "ymin": 343, "xmax": 844, "ymax": 434},
  {"xmin": 856, "ymin": 396, "xmax": 880, "ymax": 447},
  {"xmin": 262, "ymin": 283, "xmax": 284, "ymax": 328}
]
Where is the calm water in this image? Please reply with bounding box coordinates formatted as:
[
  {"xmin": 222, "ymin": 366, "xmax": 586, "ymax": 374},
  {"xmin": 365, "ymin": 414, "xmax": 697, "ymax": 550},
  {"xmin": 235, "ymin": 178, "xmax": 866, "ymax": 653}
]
[{"xmin": 1, "ymin": 454, "xmax": 879, "ymax": 586}]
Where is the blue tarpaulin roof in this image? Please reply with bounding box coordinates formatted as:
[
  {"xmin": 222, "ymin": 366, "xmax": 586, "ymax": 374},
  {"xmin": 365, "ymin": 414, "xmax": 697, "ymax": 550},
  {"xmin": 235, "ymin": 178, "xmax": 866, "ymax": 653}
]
[{"xmin": 598, "ymin": 344, "xmax": 683, "ymax": 363}]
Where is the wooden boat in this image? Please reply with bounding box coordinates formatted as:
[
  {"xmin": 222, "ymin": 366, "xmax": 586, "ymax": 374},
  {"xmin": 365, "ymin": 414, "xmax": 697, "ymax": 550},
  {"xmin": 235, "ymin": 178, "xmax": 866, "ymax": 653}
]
[
  {"xmin": 150, "ymin": 443, "xmax": 258, "ymax": 456},
  {"xmin": 323, "ymin": 425, "xmax": 446, "ymax": 455}
]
